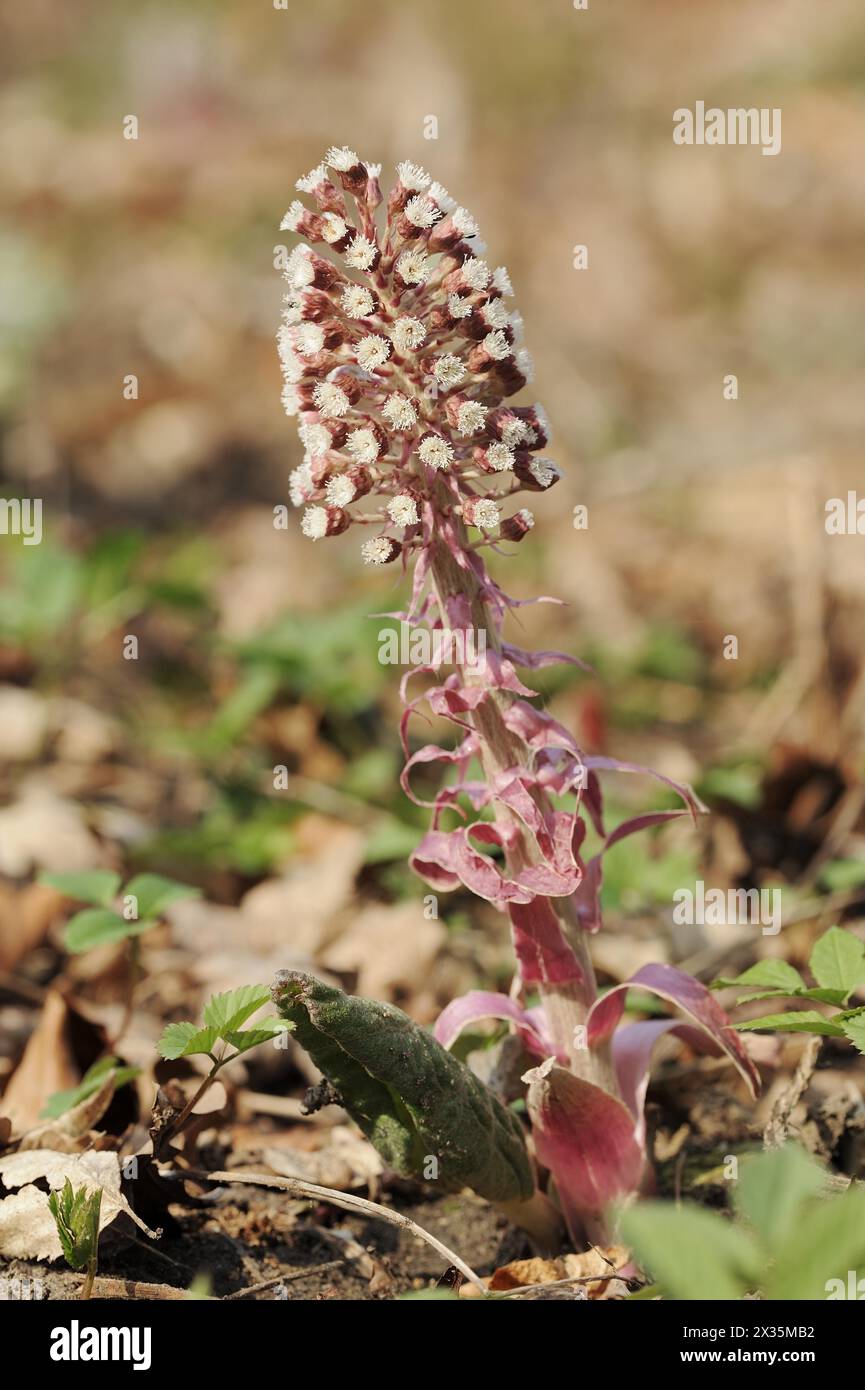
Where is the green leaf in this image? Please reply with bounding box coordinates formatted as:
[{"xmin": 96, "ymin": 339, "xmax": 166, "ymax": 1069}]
[
  {"xmin": 41, "ymin": 1057, "xmax": 139, "ymax": 1119},
  {"xmin": 123, "ymin": 873, "xmax": 200, "ymax": 921},
  {"xmin": 203, "ymin": 985, "xmax": 272, "ymax": 1036},
  {"xmin": 40, "ymin": 870, "xmax": 121, "ymax": 909},
  {"xmin": 732, "ymin": 1145, "xmax": 825, "ymax": 1251},
  {"xmin": 732, "ymin": 986, "xmax": 847, "ymax": 1007},
  {"xmin": 48, "ymin": 1179, "xmax": 102, "ymax": 1273},
  {"xmin": 817, "ymin": 859, "xmax": 865, "ymax": 893},
  {"xmin": 809, "ymin": 926, "xmax": 865, "ymax": 1001},
  {"xmin": 223, "ymin": 1020, "xmax": 293, "ymax": 1055},
  {"xmin": 273, "ymin": 972, "xmax": 534, "ymax": 1205},
  {"xmin": 713, "ymin": 959, "xmax": 805, "ymax": 993},
  {"xmin": 840, "ymin": 1015, "xmax": 865, "ymax": 1055},
  {"xmin": 64, "ymin": 909, "xmax": 141, "ymax": 953},
  {"xmin": 766, "ymin": 1188, "xmax": 865, "ymax": 1299},
  {"xmin": 622, "ymin": 1202, "xmax": 761, "ymax": 1300},
  {"xmin": 733, "ymin": 1011, "xmax": 846, "ymax": 1037},
  {"xmin": 157, "ymin": 1022, "xmax": 220, "ymax": 1060}
]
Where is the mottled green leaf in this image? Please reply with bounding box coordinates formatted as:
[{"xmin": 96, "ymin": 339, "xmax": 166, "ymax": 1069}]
[{"xmin": 272, "ymin": 971, "xmax": 533, "ymax": 1204}]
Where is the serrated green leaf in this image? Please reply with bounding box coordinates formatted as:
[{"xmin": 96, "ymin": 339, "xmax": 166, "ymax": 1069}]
[
  {"xmin": 203, "ymin": 985, "xmax": 271, "ymax": 1036},
  {"xmin": 40, "ymin": 870, "xmax": 121, "ymax": 909},
  {"xmin": 622, "ymin": 1202, "xmax": 761, "ymax": 1300},
  {"xmin": 48, "ymin": 1179, "xmax": 102, "ymax": 1273},
  {"xmin": 223, "ymin": 1019, "xmax": 293, "ymax": 1055},
  {"xmin": 732, "ymin": 1145, "xmax": 825, "ymax": 1252},
  {"xmin": 64, "ymin": 908, "xmax": 140, "ymax": 953},
  {"xmin": 766, "ymin": 1188, "xmax": 865, "ymax": 1299},
  {"xmin": 809, "ymin": 926, "xmax": 865, "ymax": 1001},
  {"xmin": 732, "ymin": 986, "xmax": 847, "ymax": 1007},
  {"xmin": 273, "ymin": 971, "xmax": 534, "ymax": 1205},
  {"xmin": 157, "ymin": 1021, "xmax": 220, "ymax": 1060},
  {"xmin": 733, "ymin": 1011, "xmax": 846, "ymax": 1037},
  {"xmin": 713, "ymin": 959, "xmax": 805, "ymax": 993},
  {"xmin": 123, "ymin": 873, "xmax": 200, "ymax": 921},
  {"xmin": 840, "ymin": 1015, "xmax": 865, "ymax": 1055}
]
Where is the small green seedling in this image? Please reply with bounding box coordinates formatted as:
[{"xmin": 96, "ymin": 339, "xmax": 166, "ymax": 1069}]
[
  {"xmin": 48, "ymin": 1178, "xmax": 102, "ymax": 1300},
  {"xmin": 41, "ymin": 869, "xmax": 199, "ymax": 953},
  {"xmin": 41, "ymin": 869, "xmax": 199, "ymax": 1046},
  {"xmin": 623, "ymin": 1144, "xmax": 865, "ymax": 1300},
  {"xmin": 155, "ymin": 985, "xmax": 292, "ymax": 1149},
  {"xmin": 712, "ymin": 924, "xmax": 865, "ymax": 1053},
  {"xmin": 41, "ymin": 1055, "xmax": 140, "ymax": 1120}
]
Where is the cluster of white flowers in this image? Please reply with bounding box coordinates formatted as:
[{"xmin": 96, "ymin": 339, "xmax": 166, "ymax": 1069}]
[{"xmin": 277, "ymin": 153, "xmax": 561, "ymax": 559}]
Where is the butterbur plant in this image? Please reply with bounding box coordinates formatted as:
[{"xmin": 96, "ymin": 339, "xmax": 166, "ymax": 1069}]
[{"xmin": 274, "ymin": 148, "xmax": 759, "ymax": 1246}]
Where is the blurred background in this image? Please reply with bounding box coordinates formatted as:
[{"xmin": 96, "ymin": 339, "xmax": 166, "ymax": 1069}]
[{"xmin": 2, "ymin": 0, "xmax": 865, "ymax": 1095}]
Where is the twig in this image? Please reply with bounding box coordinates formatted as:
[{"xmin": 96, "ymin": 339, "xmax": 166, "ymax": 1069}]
[
  {"xmin": 494, "ymin": 1271, "xmax": 629, "ymax": 1299},
  {"xmin": 223, "ymin": 1261, "xmax": 344, "ymax": 1300},
  {"xmin": 158, "ymin": 1165, "xmax": 487, "ymax": 1293},
  {"xmin": 86, "ymin": 1277, "xmax": 190, "ymax": 1301},
  {"xmin": 763, "ymin": 1035, "xmax": 821, "ymax": 1150},
  {"xmin": 237, "ymin": 1091, "xmax": 343, "ymax": 1123}
]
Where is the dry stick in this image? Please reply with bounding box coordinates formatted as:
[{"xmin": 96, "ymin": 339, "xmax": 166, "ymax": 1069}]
[
  {"xmin": 223, "ymin": 1261, "xmax": 344, "ymax": 1300},
  {"xmin": 763, "ymin": 1034, "xmax": 821, "ymax": 1150},
  {"xmin": 86, "ymin": 1277, "xmax": 190, "ymax": 1301},
  {"xmin": 493, "ymin": 1271, "xmax": 629, "ymax": 1299},
  {"xmin": 159, "ymin": 1166, "xmax": 487, "ymax": 1294}
]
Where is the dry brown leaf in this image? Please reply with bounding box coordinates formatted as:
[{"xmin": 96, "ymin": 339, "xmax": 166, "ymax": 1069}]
[
  {"xmin": 488, "ymin": 1245, "xmax": 631, "ymax": 1298},
  {"xmin": 0, "ymin": 880, "xmax": 61, "ymax": 973},
  {"xmin": 238, "ymin": 820, "xmax": 367, "ymax": 958},
  {"xmin": 0, "ymin": 784, "xmax": 104, "ymax": 876},
  {"xmin": 0, "ymin": 686, "xmax": 49, "ymax": 761},
  {"xmin": 262, "ymin": 1125, "xmax": 383, "ymax": 1191},
  {"xmin": 0, "ymin": 1149, "xmax": 160, "ymax": 1260},
  {"xmin": 1, "ymin": 990, "xmax": 80, "ymax": 1132},
  {"xmin": 321, "ymin": 901, "xmax": 445, "ymax": 1004},
  {"xmin": 18, "ymin": 1072, "xmax": 118, "ymax": 1153}
]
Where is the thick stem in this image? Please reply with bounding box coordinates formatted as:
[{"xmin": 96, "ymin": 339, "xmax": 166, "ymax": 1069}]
[{"xmin": 427, "ymin": 525, "xmax": 619, "ymax": 1098}]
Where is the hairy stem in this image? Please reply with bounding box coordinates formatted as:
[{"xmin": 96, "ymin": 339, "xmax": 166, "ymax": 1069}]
[{"xmin": 427, "ymin": 525, "xmax": 618, "ymax": 1096}]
